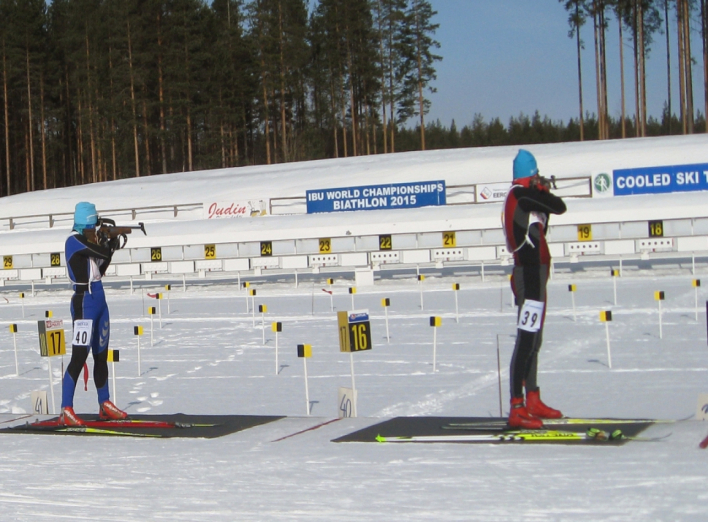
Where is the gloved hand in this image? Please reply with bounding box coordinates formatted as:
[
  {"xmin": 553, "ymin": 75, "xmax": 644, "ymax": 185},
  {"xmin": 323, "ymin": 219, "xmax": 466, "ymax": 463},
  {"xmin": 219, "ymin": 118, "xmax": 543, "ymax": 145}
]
[{"xmin": 107, "ymin": 236, "xmax": 120, "ymax": 252}]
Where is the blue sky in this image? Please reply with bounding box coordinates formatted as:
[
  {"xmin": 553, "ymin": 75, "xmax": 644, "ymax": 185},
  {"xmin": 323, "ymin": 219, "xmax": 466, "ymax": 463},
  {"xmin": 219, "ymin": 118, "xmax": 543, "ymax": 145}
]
[{"xmin": 426, "ymin": 1, "xmax": 707, "ymax": 128}]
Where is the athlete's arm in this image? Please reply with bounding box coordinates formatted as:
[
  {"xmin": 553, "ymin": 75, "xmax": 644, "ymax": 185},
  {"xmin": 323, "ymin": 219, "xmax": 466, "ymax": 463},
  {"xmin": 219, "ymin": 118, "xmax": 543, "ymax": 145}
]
[{"xmin": 515, "ymin": 187, "xmax": 567, "ymax": 216}]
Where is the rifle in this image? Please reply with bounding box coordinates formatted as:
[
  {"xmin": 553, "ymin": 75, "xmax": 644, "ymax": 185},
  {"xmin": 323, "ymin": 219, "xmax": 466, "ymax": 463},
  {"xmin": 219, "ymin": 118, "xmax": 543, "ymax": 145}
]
[
  {"xmin": 537, "ymin": 175, "xmax": 558, "ymax": 191},
  {"xmin": 96, "ymin": 217, "xmax": 147, "ymax": 250}
]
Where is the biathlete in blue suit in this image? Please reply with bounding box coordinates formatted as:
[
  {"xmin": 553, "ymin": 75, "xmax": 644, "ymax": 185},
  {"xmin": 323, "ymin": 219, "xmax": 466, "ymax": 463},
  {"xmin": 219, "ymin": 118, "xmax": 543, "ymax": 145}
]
[{"xmin": 60, "ymin": 202, "xmax": 128, "ymax": 426}]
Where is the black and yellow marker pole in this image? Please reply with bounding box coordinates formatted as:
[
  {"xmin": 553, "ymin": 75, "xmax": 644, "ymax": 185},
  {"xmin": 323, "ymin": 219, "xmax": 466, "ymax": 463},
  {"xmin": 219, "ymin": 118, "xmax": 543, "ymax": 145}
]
[
  {"xmin": 258, "ymin": 305, "xmax": 268, "ymax": 343},
  {"xmin": 327, "ymin": 278, "xmax": 334, "ymax": 312},
  {"xmin": 568, "ymin": 284, "xmax": 577, "ymax": 322},
  {"xmin": 693, "ymin": 279, "xmax": 701, "ymax": 321},
  {"xmin": 249, "ymin": 288, "xmax": 257, "ymax": 316},
  {"xmin": 134, "ymin": 325, "xmax": 144, "ymax": 376},
  {"xmin": 9, "ymin": 324, "xmax": 18, "ymax": 375},
  {"xmin": 19, "ymin": 292, "xmax": 25, "ymax": 318},
  {"xmin": 348, "ymin": 286, "xmax": 356, "ymax": 309},
  {"xmin": 148, "ymin": 306, "xmax": 157, "ymax": 346},
  {"xmin": 418, "ymin": 274, "xmax": 426, "ymax": 311},
  {"xmin": 382, "ymin": 298, "xmax": 391, "ymax": 344},
  {"xmin": 600, "ymin": 311, "xmax": 613, "ymax": 369},
  {"xmin": 655, "ymin": 291, "xmax": 665, "ymax": 339},
  {"xmin": 164, "ymin": 284, "xmax": 171, "ymax": 314},
  {"xmin": 272, "ymin": 322, "xmax": 282, "ymax": 374},
  {"xmin": 611, "ymin": 269, "xmax": 620, "ymax": 305},
  {"xmin": 108, "ymin": 349, "xmax": 120, "ymax": 405},
  {"xmin": 242, "ymin": 282, "xmax": 250, "ymax": 312},
  {"xmin": 430, "ymin": 316, "xmax": 442, "ymax": 372},
  {"xmin": 297, "ymin": 344, "xmax": 312, "ymax": 415},
  {"xmin": 452, "ymin": 283, "xmax": 460, "ymax": 323},
  {"xmin": 155, "ymin": 293, "xmax": 163, "ymax": 329}
]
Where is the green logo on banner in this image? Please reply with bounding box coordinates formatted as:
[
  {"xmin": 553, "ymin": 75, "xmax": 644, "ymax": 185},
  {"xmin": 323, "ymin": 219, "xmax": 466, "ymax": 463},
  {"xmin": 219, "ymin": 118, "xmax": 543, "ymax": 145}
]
[{"xmin": 594, "ymin": 173, "xmax": 612, "ymax": 194}]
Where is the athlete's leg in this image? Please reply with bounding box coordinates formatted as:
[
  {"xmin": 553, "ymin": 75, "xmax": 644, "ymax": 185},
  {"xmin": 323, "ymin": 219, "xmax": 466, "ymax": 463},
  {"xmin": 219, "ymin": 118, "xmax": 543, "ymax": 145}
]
[
  {"xmin": 61, "ymin": 293, "xmax": 91, "ymax": 409},
  {"xmin": 523, "ymin": 265, "xmax": 549, "ymax": 392},
  {"xmin": 509, "ymin": 265, "xmax": 545, "ymax": 398},
  {"xmin": 92, "ymin": 303, "xmax": 111, "ymax": 404}
]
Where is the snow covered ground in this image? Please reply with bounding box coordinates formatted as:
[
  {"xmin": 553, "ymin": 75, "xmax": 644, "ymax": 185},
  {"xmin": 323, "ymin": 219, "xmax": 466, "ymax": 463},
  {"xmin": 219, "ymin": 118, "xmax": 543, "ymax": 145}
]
[
  {"xmin": 1, "ymin": 137, "xmax": 708, "ymax": 520},
  {"xmin": 1, "ymin": 271, "xmax": 707, "ymax": 520}
]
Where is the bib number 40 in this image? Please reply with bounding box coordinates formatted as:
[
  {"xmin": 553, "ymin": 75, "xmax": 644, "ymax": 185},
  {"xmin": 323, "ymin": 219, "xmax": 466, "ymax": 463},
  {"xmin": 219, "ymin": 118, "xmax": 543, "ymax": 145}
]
[{"xmin": 73, "ymin": 319, "xmax": 93, "ymax": 346}]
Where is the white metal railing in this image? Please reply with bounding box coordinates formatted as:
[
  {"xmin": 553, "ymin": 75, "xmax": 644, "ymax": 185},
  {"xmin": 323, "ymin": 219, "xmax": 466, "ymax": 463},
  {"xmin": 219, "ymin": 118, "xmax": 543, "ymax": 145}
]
[
  {"xmin": 0, "ymin": 203, "xmax": 204, "ymax": 232},
  {"xmin": 0, "ymin": 176, "xmax": 594, "ymax": 228}
]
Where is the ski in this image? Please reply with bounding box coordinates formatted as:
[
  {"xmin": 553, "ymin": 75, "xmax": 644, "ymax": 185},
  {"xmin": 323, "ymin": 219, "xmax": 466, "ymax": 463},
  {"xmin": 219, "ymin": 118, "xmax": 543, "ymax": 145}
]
[
  {"xmin": 376, "ymin": 430, "xmax": 586, "ymax": 443},
  {"xmin": 375, "ymin": 428, "xmax": 669, "ymax": 444},
  {"xmin": 444, "ymin": 417, "xmax": 670, "ymax": 429},
  {"xmin": 585, "ymin": 427, "xmax": 670, "ymax": 442},
  {"xmin": 30, "ymin": 419, "xmax": 218, "ymax": 429},
  {"xmin": 11, "ymin": 423, "xmax": 163, "ymax": 438}
]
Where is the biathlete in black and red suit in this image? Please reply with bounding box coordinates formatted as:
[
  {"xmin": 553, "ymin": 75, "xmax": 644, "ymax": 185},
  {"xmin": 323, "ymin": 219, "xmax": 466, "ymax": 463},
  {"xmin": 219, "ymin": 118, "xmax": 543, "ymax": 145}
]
[{"xmin": 502, "ymin": 149, "xmax": 567, "ymax": 429}]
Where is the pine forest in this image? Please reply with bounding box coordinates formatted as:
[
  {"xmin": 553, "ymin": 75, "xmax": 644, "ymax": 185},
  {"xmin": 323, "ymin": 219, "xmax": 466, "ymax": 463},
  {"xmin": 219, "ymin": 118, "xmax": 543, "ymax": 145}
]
[{"xmin": 0, "ymin": 1, "xmax": 707, "ymax": 197}]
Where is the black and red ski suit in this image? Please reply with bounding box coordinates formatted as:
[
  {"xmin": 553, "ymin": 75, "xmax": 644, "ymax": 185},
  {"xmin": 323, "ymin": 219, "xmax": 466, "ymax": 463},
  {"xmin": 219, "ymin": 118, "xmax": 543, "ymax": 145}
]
[{"xmin": 502, "ymin": 178, "xmax": 566, "ymax": 399}]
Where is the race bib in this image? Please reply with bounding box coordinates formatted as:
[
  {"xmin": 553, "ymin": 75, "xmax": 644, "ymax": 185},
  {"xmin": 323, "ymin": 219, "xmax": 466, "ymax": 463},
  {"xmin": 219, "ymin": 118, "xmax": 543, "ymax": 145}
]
[
  {"xmin": 517, "ymin": 300, "xmax": 544, "ymax": 332},
  {"xmin": 73, "ymin": 319, "xmax": 93, "ymax": 346}
]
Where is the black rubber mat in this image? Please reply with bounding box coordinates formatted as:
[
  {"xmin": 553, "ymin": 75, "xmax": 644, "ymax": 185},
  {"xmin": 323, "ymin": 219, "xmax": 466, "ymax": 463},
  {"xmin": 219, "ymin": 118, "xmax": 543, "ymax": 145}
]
[
  {"xmin": 332, "ymin": 416, "xmax": 656, "ymax": 444},
  {"xmin": 1, "ymin": 413, "xmax": 284, "ymax": 439}
]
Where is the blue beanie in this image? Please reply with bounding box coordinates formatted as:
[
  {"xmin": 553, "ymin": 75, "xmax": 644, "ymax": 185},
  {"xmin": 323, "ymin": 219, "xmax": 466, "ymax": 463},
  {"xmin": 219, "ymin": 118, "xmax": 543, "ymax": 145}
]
[
  {"xmin": 73, "ymin": 202, "xmax": 98, "ymax": 232},
  {"xmin": 513, "ymin": 149, "xmax": 539, "ymax": 180}
]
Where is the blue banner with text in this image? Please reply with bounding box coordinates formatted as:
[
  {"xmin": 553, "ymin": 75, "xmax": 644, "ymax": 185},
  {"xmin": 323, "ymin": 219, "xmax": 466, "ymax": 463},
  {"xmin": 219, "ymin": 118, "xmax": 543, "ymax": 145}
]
[
  {"xmin": 613, "ymin": 163, "xmax": 708, "ymax": 196},
  {"xmin": 306, "ymin": 181, "xmax": 446, "ymax": 214}
]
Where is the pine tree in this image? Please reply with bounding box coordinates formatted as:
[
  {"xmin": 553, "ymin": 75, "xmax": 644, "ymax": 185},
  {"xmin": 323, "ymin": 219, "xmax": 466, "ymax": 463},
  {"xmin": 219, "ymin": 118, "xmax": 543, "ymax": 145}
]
[
  {"xmin": 399, "ymin": 0, "xmax": 440, "ymax": 150},
  {"xmin": 560, "ymin": 0, "xmax": 588, "ymax": 141}
]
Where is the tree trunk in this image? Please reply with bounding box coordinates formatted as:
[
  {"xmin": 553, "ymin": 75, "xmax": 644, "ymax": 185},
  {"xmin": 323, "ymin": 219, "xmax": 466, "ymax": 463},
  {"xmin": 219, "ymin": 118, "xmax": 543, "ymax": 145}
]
[
  {"xmin": 678, "ymin": 0, "xmax": 687, "ymax": 133},
  {"xmin": 619, "ymin": 11, "xmax": 626, "ymax": 138},
  {"xmin": 157, "ymin": 11, "xmax": 167, "ymax": 174},
  {"xmin": 40, "ymin": 73, "xmax": 47, "ymax": 189},
  {"xmin": 127, "ymin": 19, "xmax": 140, "ymax": 177},
  {"xmin": 77, "ymin": 94, "xmax": 85, "ymax": 184},
  {"xmin": 2, "ymin": 39, "xmax": 11, "ymax": 195},
  {"xmin": 639, "ymin": 1, "xmax": 647, "ymax": 136},
  {"xmin": 186, "ymin": 106, "xmax": 193, "ymax": 171},
  {"xmin": 632, "ymin": 1, "xmax": 641, "ymax": 137},
  {"xmin": 576, "ymin": 2, "xmax": 585, "ymax": 141},
  {"xmin": 703, "ymin": 0, "xmax": 708, "ymax": 131},
  {"xmin": 25, "ymin": 44, "xmax": 34, "ymax": 191},
  {"xmin": 259, "ymin": 38, "xmax": 271, "ymax": 165},
  {"xmin": 85, "ymin": 28, "xmax": 96, "ymax": 183},
  {"xmin": 600, "ymin": 5, "xmax": 609, "ymax": 139},
  {"xmin": 377, "ymin": 0, "xmax": 388, "ymax": 153},
  {"xmin": 414, "ymin": 4, "xmax": 426, "ymax": 149},
  {"xmin": 278, "ymin": 0, "xmax": 288, "ymax": 162},
  {"xmin": 142, "ymin": 95, "xmax": 151, "ymax": 174},
  {"xmin": 665, "ymin": 0, "xmax": 672, "ymax": 134},
  {"xmin": 682, "ymin": 0, "xmax": 694, "ymax": 133},
  {"xmin": 329, "ymin": 75, "xmax": 339, "ymax": 157}
]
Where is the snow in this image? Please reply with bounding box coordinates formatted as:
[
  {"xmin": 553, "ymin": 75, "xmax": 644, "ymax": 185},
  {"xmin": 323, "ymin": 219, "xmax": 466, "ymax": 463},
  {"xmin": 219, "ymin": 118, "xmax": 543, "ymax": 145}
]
[{"xmin": 1, "ymin": 136, "xmax": 708, "ymax": 520}]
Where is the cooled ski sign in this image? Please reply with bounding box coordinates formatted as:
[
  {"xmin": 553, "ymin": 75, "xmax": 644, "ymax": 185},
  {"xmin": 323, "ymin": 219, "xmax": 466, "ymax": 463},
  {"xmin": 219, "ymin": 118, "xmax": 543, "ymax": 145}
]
[
  {"xmin": 306, "ymin": 181, "xmax": 446, "ymax": 214},
  {"xmin": 613, "ymin": 162, "xmax": 708, "ymax": 196}
]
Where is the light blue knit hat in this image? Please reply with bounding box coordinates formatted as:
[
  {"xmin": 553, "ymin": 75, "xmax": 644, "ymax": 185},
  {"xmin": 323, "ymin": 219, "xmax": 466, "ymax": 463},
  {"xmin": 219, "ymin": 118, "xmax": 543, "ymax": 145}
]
[
  {"xmin": 513, "ymin": 149, "xmax": 539, "ymax": 180},
  {"xmin": 73, "ymin": 202, "xmax": 98, "ymax": 233}
]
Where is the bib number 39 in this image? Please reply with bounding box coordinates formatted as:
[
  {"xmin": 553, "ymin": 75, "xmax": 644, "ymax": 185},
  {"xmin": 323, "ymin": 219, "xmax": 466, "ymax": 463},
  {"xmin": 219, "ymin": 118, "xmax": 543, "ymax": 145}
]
[
  {"xmin": 73, "ymin": 319, "xmax": 93, "ymax": 347},
  {"xmin": 517, "ymin": 300, "xmax": 545, "ymax": 332}
]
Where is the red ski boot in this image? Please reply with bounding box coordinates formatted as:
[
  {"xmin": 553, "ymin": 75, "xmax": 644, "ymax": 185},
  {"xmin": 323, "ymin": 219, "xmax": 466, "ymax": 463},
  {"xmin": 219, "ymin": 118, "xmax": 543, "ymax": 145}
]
[
  {"xmin": 99, "ymin": 400, "xmax": 128, "ymax": 420},
  {"xmin": 526, "ymin": 389, "xmax": 563, "ymax": 419},
  {"xmin": 508, "ymin": 397, "xmax": 543, "ymax": 429},
  {"xmin": 60, "ymin": 406, "xmax": 85, "ymax": 426}
]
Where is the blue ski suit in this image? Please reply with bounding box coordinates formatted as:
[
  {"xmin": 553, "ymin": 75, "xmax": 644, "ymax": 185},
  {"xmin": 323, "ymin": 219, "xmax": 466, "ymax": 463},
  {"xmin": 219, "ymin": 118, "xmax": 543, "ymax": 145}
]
[{"xmin": 61, "ymin": 232, "xmax": 114, "ymax": 408}]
